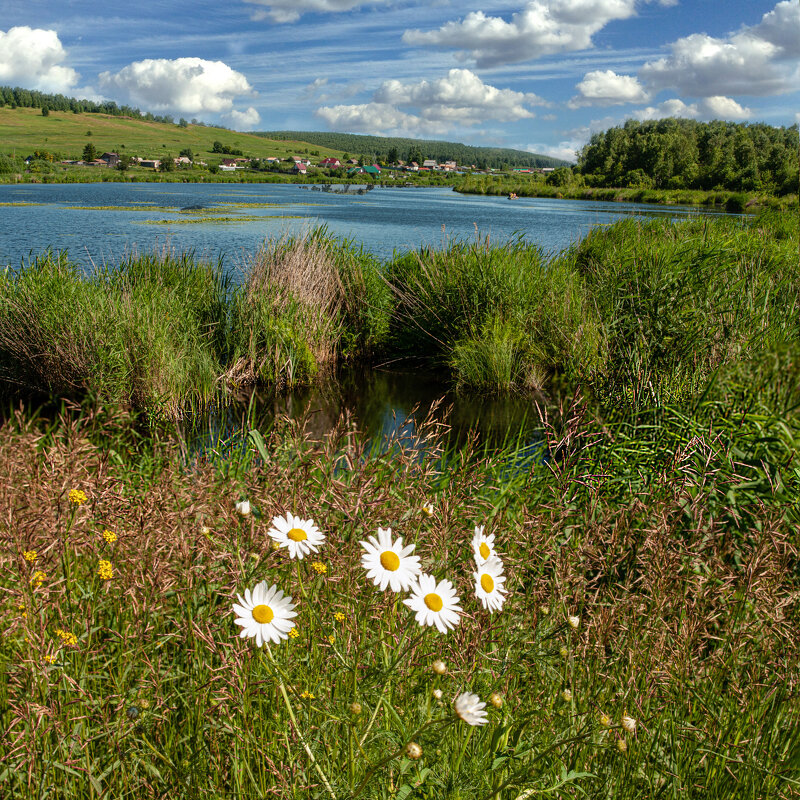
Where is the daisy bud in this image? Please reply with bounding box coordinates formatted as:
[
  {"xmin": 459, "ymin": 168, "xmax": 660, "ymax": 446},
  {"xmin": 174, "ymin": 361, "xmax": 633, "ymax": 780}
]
[
  {"xmin": 421, "ymin": 503, "xmax": 434, "ymax": 517},
  {"xmin": 349, "ymin": 702, "xmax": 362, "ymax": 716},
  {"xmin": 405, "ymin": 742, "xmax": 423, "ymax": 760},
  {"xmin": 235, "ymin": 500, "xmax": 251, "ymax": 517},
  {"xmin": 567, "ymin": 615, "xmax": 580, "ymax": 629},
  {"xmin": 432, "ymin": 659, "xmax": 447, "ymax": 675},
  {"xmin": 540, "ymin": 605, "xmax": 549, "ymax": 615},
  {"xmin": 199, "ymin": 525, "xmax": 211, "ymax": 536},
  {"xmin": 622, "ymin": 715, "xmax": 637, "ymax": 734},
  {"xmin": 432, "ymin": 688, "xmax": 443, "ymax": 700},
  {"xmin": 616, "ymin": 737, "xmax": 628, "ymax": 752},
  {"xmin": 600, "ymin": 712, "xmax": 612, "ymax": 728},
  {"xmin": 561, "ymin": 689, "xmax": 572, "ymax": 702},
  {"xmin": 489, "ymin": 692, "xmax": 503, "ymax": 708}
]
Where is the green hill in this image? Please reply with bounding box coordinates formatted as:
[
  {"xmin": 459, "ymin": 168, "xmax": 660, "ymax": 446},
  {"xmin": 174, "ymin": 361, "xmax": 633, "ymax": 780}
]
[
  {"xmin": 0, "ymin": 106, "xmax": 346, "ymax": 163},
  {"xmin": 256, "ymin": 131, "xmax": 569, "ymax": 169}
]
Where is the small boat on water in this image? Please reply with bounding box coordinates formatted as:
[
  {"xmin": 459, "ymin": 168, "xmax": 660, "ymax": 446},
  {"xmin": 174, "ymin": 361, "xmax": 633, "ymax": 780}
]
[{"xmin": 508, "ymin": 192, "xmax": 518, "ymax": 200}]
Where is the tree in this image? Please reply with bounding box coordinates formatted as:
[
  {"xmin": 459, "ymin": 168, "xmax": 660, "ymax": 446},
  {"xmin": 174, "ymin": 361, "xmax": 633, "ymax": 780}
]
[
  {"xmin": 212, "ymin": 141, "xmax": 224, "ymax": 153},
  {"xmin": 387, "ymin": 146, "xmax": 398, "ymax": 165},
  {"xmin": 82, "ymin": 142, "xmax": 96, "ymax": 162},
  {"xmin": 179, "ymin": 148, "xmax": 194, "ymax": 161},
  {"xmin": 41, "ymin": 106, "xmax": 49, "ymax": 117},
  {"xmin": 160, "ymin": 154, "xmax": 175, "ymax": 172},
  {"xmin": 178, "ymin": 118, "xmax": 189, "ymax": 128},
  {"xmin": 116, "ymin": 154, "xmax": 131, "ymax": 171}
]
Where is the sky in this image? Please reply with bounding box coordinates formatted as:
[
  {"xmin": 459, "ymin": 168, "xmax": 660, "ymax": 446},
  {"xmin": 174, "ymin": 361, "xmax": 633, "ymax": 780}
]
[{"xmin": 1, "ymin": 0, "xmax": 798, "ymax": 161}]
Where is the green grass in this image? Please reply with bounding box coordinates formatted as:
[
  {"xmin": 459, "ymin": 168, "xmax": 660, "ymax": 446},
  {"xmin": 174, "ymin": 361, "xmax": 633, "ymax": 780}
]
[{"xmin": 0, "ymin": 383, "xmax": 797, "ymax": 798}]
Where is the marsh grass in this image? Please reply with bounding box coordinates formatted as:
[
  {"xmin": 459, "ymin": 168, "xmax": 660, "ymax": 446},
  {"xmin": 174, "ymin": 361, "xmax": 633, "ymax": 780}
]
[{"xmin": 0, "ymin": 386, "xmax": 797, "ymax": 799}]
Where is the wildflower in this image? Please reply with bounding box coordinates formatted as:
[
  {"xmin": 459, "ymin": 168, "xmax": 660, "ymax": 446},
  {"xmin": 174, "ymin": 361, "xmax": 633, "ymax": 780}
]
[
  {"xmin": 30, "ymin": 570, "xmax": 46, "ymax": 588},
  {"xmin": 139, "ymin": 699, "xmax": 151, "ymax": 709},
  {"xmin": 405, "ymin": 742, "xmax": 423, "ymax": 760},
  {"xmin": 327, "ymin": 634, "xmax": 335, "ymax": 645},
  {"xmin": 454, "ymin": 692, "xmax": 488, "ymax": 726},
  {"xmin": 127, "ymin": 705, "xmax": 140, "ymax": 720},
  {"xmin": 472, "ymin": 525, "xmax": 497, "ymax": 564},
  {"xmin": 600, "ymin": 712, "xmax": 612, "ymax": 728},
  {"xmin": 68, "ymin": 489, "xmax": 88, "ymax": 506},
  {"xmin": 616, "ymin": 738, "xmax": 628, "ymax": 753},
  {"xmin": 235, "ymin": 499, "xmax": 251, "ymax": 516},
  {"xmin": 473, "ymin": 556, "xmax": 508, "ymax": 613},
  {"xmin": 333, "ymin": 612, "xmax": 345, "ymax": 623},
  {"xmin": 232, "ymin": 581, "xmax": 297, "ymax": 646},
  {"xmin": 268, "ymin": 513, "xmax": 325, "ymax": 560},
  {"xmin": 360, "ymin": 527, "xmax": 421, "ymax": 593},
  {"xmin": 55, "ymin": 629, "xmax": 78, "ymax": 647},
  {"xmin": 404, "ymin": 575, "xmax": 462, "ymax": 634},
  {"xmin": 98, "ymin": 560, "xmax": 113, "ymax": 580},
  {"xmin": 300, "ymin": 691, "xmax": 315, "ymax": 700},
  {"xmin": 288, "ymin": 627, "xmax": 300, "ymax": 639},
  {"xmin": 199, "ymin": 524, "xmax": 211, "ymax": 536},
  {"xmin": 540, "ymin": 605, "xmax": 549, "ymax": 615},
  {"xmin": 489, "ymin": 692, "xmax": 503, "ymax": 709},
  {"xmin": 432, "ymin": 659, "xmax": 447, "ymax": 675},
  {"xmin": 622, "ymin": 714, "xmax": 637, "ymax": 734},
  {"xmin": 560, "ymin": 646, "xmax": 569, "ymax": 659},
  {"xmin": 101, "ymin": 529, "xmax": 117, "ymax": 544},
  {"xmin": 17, "ymin": 602, "xmax": 26, "ymax": 619},
  {"xmin": 561, "ymin": 689, "xmax": 572, "ymax": 703},
  {"xmin": 44, "ymin": 654, "xmax": 56, "ymax": 664},
  {"xmin": 567, "ymin": 615, "xmax": 580, "ymax": 630},
  {"xmin": 311, "ymin": 561, "xmax": 327, "ymax": 575},
  {"xmin": 432, "ymin": 688, "xmax": 443, "ymax": 700},
  {"xmin": 421, "ymin": 503, "xmax": 434, "ymax": 517},
  {"xmin": 349, "ymin": 701, "xmax": 362, "ymax": 716},
  {"xmin": 23, "ymin": 550, "xmax": 37, "ymax": 563}
]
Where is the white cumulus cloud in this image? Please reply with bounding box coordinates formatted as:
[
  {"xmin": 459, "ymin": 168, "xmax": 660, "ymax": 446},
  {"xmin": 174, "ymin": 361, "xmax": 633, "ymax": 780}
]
[
  {"xmin": 244, "ymin": 0, "xmax": 390, "ymax": 23},
  {"xmin": 225, "ymin": 106, "xmax": 262, "ymax": 130},
  {"xmin": 315, "ymin": 103, "xmax": 448, "ymax": 137},
  {"xmin": 98, "ymin": 58, "xmax": 254, "ymax": 114},
  {"xmin": 633, "ymin": 96, "xmax": 751, "ymax": 120},
  {"xmin": 568, "ymin": 69, "xmax": 649, "ymax": 107},
  {"xmin": 0, "ymin": 27, "xmax": 79, "ymax": 93},
  {"xmin": 374, "ymin": 69, "xmax": 545, "ymax": 123},
  {"xmin": 639, "ymin": 1, "xmax": 800, "ymax": 97},
  {"xmin": 403, "ymin": 0, "xmax": 637, "ymax": 68}
]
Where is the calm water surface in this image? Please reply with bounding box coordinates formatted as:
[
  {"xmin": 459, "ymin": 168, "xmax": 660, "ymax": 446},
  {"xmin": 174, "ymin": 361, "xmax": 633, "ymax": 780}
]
[{"xmin": 0, "ymin": 182, "xmax": 726, "ymax": 271}]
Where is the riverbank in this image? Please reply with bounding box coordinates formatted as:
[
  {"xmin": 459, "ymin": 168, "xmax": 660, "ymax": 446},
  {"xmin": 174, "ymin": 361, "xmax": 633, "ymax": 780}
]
[
  {"xmin": 0, "ymin": 211, "xmax": 796, "ymax": 418},
  {"xmin": 455, "ymin": 175, "xmax": 799, "ymax": 212}
]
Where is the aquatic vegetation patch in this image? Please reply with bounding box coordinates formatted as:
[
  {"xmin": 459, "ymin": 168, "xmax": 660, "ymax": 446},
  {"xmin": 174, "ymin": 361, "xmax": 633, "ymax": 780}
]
[{"xmin": 136, "ymin": 215, "xmax": 263, "ymax": 225}]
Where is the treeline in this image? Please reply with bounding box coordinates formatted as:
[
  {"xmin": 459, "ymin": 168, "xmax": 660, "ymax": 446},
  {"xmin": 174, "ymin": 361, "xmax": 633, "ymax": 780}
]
[
  {"xmin": 0, "ymin": 85, "xmax": 177, "ymax": 125},
  {"xmin": 256, "ymin": 130, "xmax": 567, "ymax": 169},
  {"xmin": 577, "ymin": 118, "xmax": 799, "ymax": 195}
]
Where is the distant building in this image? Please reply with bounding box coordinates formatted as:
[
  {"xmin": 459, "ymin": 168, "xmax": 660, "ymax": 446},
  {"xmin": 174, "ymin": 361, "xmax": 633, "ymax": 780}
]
[
  {"xmin": 292, "ymin": 163, "xmax": 308, "ymax": 174},
  {"xmin": 319, "ymin": 158, "xmax": 341, "ymax": 168},
  {"xmin": 99, "ymin": 152, "xmax": 120, "ymax": 166}
]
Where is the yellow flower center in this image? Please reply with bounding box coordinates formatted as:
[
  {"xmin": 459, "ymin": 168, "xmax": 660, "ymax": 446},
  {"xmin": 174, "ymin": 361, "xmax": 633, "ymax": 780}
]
[
  {"xmin": 424, "ymin": 593, "xmax": 443, "ymax": 612},
  {"xmin": 479, "ymin": 542, "xmax": 490, "ymax": 560},
  {"xmin": 480, "ymin": 573, "xmax": 495, "ymax": 593},
  {"xmin": 252, "ymin": 604, "xmax": 274, "ymax": 624},
  {"xmin": 379, "ymin": 551, "xmax": 400, "ymax": 571},
  {"xmin": 287, "ymin": 527, "xmax": 308, "ymax": 542}
]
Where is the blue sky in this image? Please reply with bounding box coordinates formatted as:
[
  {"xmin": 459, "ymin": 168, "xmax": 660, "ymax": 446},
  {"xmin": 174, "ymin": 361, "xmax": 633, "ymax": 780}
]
[{"xmin": 1, "ymin": 0, "xmax": 798, "ymax": 160}]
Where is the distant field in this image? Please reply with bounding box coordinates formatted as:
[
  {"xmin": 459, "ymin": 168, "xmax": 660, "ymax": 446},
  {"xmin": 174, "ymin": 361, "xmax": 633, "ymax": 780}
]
[{"xmin": 0, "ymin": 107, "xmax": 345, "ymax": 162}]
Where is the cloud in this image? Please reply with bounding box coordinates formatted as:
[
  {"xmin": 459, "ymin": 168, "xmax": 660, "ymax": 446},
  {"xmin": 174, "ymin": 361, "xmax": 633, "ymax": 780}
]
[
  {"xmin": 568, "ymin": 69, "xmax": 649, "ymax": 107},
  {"xmin": 525, "ymin": 141, "xmax": 580, "ymax": 162},
  {"xmin": 640, "ymin": 1, "xmax": 800, "ymax": 97},
  {"xmin": 0, "ymin": 26, "xmax": 79, "ymax": 93},
  {"xmin": 98, "ymin": 58, "xmax": 254, "ymax": 114},
  {"xmin": 315, "ymin": 103, "xmax": 449, "ymax": 137},
  {"xmin": 374, "ymin": 69, "xmax": 545, "ymax": 123},
  {"xmin": 244, "ymin": 0, "xmax": 390, "ymax": 23},
  {"xmin": 303, "ymin": 77, "xmax": 364, "ymax": 103},
  {"xmin": 225, "ymin": 106, "xmax": 262, "ymax": 130},
  {"xmin": 316, "ymin": 69, "xmax": 543, "ymax": 136},
  {"xmin": 633, "ymin": 95, "xmax": 751, "ymax": 120},
  {"xmin": 403, "ymin": 0, "xmax": 637, "ymax": 68}
]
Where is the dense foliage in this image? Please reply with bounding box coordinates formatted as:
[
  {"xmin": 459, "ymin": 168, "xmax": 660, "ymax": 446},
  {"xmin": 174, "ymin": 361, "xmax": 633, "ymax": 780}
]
[
  {"xmin": 256, "ymin": 130, "xmax": 568, "ymax": 170},
  {"xmin": 0, "ymin": 85, "xmax": 176, "ymax": 125},
  {"xmin": 577, "ymin": 118, "xmax": 799, "ymax": 194}
]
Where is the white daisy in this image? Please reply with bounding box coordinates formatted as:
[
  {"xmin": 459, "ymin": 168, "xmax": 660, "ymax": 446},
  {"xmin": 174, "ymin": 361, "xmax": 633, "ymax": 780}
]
[
  {"xmin": 474, "ymin": 557, "xmax": 507, "ymax": 613},
  {"xmin": 235, "ymin": 499, "xmax": 251, "ymax": 516},
  {"xmin": 232, "ymin": 581, "xmax": 297, "ymax": 646},
  {"xmin": 403, "ymin": 573, "xmax": 462, "ymax": 634},
  {"xmin": 472, "ymin": 525, "xmax": 497, "ymax": 564},
  {"xmin": 454, "ymin": 692, "xmax": 489, "ymax": 726},
  {"xmin": 268, "ymin": 513, "xmax": 325, "ymax": 560},
  {"xmin": 360, "ymin": 527, "xmax": 421, "ymax": 592}
]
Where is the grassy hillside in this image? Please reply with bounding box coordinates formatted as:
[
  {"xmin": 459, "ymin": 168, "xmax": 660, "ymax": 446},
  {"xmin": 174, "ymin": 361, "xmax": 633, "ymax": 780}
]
[
  {"xmin": 258, "ymin": 130, "xmax": 568, "ymax": 169},
  {"xmin": 0, "ymin": 107, "xmax": 346, "ymax": 162}
]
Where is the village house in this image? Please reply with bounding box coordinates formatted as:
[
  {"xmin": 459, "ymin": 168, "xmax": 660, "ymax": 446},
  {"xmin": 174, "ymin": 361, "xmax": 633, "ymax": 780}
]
[
  {"xmin": 422, "ymin": 159, "xmax": 438, "ymax": 169},
  {"xmin": 291, "ymin": 162, "xmax": 308, "ymax": 174},
  {"xmin": 318, "ymin": 158, "xmax": 341, "ymax": 168},
  {"xmin": 100, "ymin": 152, "xmax": 120, "ymax": 167}
]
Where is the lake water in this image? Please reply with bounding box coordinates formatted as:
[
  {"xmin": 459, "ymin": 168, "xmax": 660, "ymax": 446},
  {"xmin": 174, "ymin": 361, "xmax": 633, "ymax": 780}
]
[{"xmin": 0, "ymin": 182, "xmax": 726, "ymax": 271}]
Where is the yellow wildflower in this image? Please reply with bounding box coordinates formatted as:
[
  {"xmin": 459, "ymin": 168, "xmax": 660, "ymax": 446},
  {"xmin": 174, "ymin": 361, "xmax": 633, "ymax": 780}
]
[
  {"xmin": 23, "ymin": 550, "xmax": 38, "ymax": 563},
  {"xmin": 300, "ymin": 690, "xmax": 315, "ymax": 700},
  {"xmin": 98, "ymin": 560, "xmax": 113, "ymax": 580},
  {"xmin": 68, "ymin": 489, "xmax": 88, "ymax": 506},
  {"xmin": 327, "ymin": 634, "xmax": 335, "ymax": 645},
  {"xmin": 101, "ymin": 529, "xmax": 117, "ymax": 544},
  {"xmin": 30, "ymin": 570, "xmax": 46, "ymax": 588},
  {"xmin": 288, "ymin": 627, "xmax": 300, "ymax": 639},
  {"xmin": 55, "ymin": 629, "xmax": 78, "ymax": 647},
  {"xmin": 311, "ymin": 561, "xmax": 327, "ymax": 575},
  {"xmin": 44, "ymin": 654, "xmax": 57, "ymax": 664},
  {"xmin": 333, "ymin": 612, "xmax": 345, "ymax": 623}
]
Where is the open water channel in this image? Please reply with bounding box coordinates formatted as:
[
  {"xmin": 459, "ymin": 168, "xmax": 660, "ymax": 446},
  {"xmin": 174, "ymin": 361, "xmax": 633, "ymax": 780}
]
[{"xmin": 0, "ymin": 183, "xmax": 732, "ymax": 449}]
